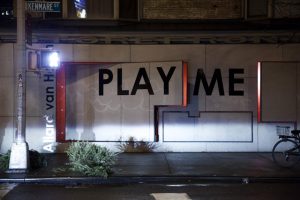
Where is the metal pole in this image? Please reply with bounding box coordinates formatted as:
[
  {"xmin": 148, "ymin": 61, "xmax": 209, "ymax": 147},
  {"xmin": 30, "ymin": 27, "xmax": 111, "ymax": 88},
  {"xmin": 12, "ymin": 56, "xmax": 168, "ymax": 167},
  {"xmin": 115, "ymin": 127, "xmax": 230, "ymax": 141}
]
[{"xmin": 8, "ymin": 0, "xmax": 29, "ymax": 172}]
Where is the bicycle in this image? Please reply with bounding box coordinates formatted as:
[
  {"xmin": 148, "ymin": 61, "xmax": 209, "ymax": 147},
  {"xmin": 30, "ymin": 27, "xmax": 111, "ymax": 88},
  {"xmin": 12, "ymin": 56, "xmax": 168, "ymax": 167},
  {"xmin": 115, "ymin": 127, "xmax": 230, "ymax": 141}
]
[{"xmin": 272, "ymin": 126, "xmax": 300, "ymax": 167}]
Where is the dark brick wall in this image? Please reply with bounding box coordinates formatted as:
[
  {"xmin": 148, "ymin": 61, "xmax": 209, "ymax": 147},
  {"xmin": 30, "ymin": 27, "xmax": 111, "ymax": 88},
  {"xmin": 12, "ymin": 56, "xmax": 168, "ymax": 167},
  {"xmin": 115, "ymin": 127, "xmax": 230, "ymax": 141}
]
[{"xmin": 142, "ymin": 0, "xmax": 242, "ymax": 19}]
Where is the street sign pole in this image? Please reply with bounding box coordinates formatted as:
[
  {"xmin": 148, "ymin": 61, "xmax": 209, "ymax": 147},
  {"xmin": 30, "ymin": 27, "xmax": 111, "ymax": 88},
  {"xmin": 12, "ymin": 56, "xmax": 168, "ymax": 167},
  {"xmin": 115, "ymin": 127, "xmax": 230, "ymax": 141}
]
[{"xmin": 8, "ymin": 0, "xmax": 29, "ymax": 172}]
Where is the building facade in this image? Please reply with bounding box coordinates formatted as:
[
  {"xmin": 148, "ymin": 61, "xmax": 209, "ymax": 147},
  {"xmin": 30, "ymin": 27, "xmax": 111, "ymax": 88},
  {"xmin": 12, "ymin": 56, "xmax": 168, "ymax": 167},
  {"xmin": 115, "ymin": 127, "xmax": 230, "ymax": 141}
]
[{"xmin": 0, "ymin": 0, "xmax": 300, "ymax": 153}]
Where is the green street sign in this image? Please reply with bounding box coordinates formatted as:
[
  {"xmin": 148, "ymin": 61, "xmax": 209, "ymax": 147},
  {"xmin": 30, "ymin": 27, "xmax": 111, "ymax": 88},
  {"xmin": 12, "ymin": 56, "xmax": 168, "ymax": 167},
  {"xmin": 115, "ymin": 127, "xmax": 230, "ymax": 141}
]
[{"xmin": 26, "ymin": 1, "xmax": 61, "ymax": 12}]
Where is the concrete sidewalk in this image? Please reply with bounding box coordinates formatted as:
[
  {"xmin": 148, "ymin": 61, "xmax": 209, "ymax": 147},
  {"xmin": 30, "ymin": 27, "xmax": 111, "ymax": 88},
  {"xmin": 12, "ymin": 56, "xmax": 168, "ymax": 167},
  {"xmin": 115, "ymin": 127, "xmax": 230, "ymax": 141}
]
[{"xmin": 1, "ymin": 153, "xmax": 300, "ymax": 184}]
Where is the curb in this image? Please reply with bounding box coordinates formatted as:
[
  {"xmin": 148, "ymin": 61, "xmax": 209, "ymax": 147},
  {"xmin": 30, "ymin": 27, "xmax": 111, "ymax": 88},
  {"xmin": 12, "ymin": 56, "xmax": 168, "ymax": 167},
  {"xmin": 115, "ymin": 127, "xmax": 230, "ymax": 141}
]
[{"xmin": 1, "ymin": 176, "xmax": 300, "ymax": 185}]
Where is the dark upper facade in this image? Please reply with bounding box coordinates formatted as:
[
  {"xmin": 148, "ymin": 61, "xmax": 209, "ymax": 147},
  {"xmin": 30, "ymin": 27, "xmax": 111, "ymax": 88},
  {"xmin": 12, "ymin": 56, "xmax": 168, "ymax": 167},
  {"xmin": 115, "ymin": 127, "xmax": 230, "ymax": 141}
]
[{"xmin": 0, "ymin": 0, "xmax": 300, "ymax": 44}]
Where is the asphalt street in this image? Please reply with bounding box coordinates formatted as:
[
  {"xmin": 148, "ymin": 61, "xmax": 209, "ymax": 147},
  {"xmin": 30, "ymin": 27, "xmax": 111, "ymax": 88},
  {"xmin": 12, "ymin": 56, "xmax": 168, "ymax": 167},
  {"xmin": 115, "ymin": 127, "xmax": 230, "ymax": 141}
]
[{"xmin": 1, "ymin": 182, "xmax": 300, "ymax": 200}]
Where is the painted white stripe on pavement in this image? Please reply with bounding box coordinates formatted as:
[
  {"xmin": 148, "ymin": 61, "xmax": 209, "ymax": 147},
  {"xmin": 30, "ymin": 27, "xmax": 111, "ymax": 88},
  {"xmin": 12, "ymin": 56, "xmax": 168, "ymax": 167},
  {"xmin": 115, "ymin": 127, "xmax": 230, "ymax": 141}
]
[
  {"xmin": 151, "ymin": 193, "xmax": 192, "ymax": 200},
  {"xmin": 0, "ymin": 184, "xmax": 17, "ymax": 199}
]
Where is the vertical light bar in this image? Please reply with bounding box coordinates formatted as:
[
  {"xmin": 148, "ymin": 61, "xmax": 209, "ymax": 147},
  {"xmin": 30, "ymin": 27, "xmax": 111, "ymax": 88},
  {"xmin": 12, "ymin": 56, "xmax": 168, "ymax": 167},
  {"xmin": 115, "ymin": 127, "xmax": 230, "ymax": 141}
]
[
  {"xmin": 182, "ymin": 62, "xmax": 188, "ymax": 107},
  {"xmin": 257, "ymin": 62, "xmax": 261, "ymax": 123},
  {"xmin": 56, "ymin": 63, "xmax": 66, "ymax": 142}
]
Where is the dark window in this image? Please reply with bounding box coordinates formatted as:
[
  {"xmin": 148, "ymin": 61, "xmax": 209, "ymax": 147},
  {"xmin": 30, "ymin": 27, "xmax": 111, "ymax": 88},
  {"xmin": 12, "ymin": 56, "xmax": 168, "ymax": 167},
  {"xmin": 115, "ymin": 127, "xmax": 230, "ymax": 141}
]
[
  {"xmin": 247, "ymin": 0, "xmax": 268, "ymax": 18},
  {"xmin": 119, "ymin": 0, "xmax": 138, "ymax": 20},
  {"xmin": 0, "ymin": 0, "xmax": 13, "ymax": 18}
]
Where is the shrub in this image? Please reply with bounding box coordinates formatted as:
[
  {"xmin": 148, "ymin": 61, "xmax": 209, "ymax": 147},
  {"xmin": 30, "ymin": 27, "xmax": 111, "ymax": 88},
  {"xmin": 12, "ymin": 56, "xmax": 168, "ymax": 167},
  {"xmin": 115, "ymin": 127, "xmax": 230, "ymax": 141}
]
[
  {"xmin": 66, "ymin": 142, "xmax": 116, "ymax": 178},
  {"xmin": 0, "ymin": 151, "xmax": 10, "ymax": 171},
  {"xmin": 0, "ymin": 150, "xmax": 46, "ymax": 171},
  {"xmin": 29, "ymin": 150, "xmax": 47, "ymax": 170},
  {"xmin": 117, "ymin": 137, "xmax": 157, "ymax": 153}
]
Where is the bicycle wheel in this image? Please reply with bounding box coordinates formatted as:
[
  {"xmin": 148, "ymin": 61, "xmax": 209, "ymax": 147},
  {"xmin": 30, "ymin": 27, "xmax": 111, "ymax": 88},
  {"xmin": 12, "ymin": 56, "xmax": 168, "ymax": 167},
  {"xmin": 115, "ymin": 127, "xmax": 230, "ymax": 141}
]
[{"xmin": 272, "ymin": 139, "xmax": 300, "ymax": 168}]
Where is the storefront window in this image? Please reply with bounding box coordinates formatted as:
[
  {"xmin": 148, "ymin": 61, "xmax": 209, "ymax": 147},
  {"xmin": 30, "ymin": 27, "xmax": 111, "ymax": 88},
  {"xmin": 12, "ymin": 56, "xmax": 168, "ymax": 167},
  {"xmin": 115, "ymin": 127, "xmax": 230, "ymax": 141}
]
[
  {"xmin": 119, "ymin": 0, "xmax": 138, "ymax": 20},
  {"xmin": 68, "ymin": 0, "xmax": 114, "ymax": 19},
  {"xmin": 0, "ymin": 0, "xmax": 13, "ymax": 18},
  {"xmin": 74, "ymin": 0, "xmax": 86, "ymax": 18}
]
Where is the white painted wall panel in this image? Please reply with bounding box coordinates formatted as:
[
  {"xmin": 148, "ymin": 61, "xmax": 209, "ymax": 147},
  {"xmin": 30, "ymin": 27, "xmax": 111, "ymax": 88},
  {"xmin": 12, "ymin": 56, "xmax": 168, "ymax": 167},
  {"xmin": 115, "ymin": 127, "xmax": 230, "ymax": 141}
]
[
  {"xmin": 66, "ymin": 64, "xmax": 122, "ymax": 141},
  {"xmin": 205, "ymin": 45, "xmax": 282, "ymax": 77},
  {"xmin": 130, "ymin": 45, "xmax": 205, "ymax": 77},
  {"xmin": 195, "ymin": 112, "xmax": 252, "ymax": 142},
  {"xmin": 55, "ymin": 44, "xmax": 74, "ymax": 62},
  {"xmin": 1, "ymin": 43, "xmax": 300, "ymax": 153},
  {"xmin": 283, "ymin": 44, "xmax": 300, "ymax": 61},
  {"xmin": 26, "ymin": 117, "xmax": 47, "ymax": 151},
  {"xmin": 73, "ymin": 45, "xmax": 131, "ymax": 62},
  {"xmin": 163, "ymin": 112, "xmax": 252, "ymax": 142},
  {"xmin": 149, "ymin": 61, "xmax": 183, "ymax": 106},
  {"xmin": 120, "ymin": 63, "xmax": 150, "ymax": 141},
  {"xmin": 65, "ymin": 61, "xmax": 183, "ymax": 142},
  {"xmin": 0, "ymin": 77, "xmax": 14, "ymax": 116},
  {"xmin": 93, "ymin": 64, "xmax": 122, "ymax": 141},
  {"xmin": 0, "ymin": 44, "xmax": 15, "ymax": 153},
  {"xmin": 149, "ymin": 61, "xmax": 184, "ymax": 141},
  {"xmin": 26, "ymin": 75, "xmax": 43, "ymax": 117},
  {"xmin": 0, "ymin": 117, "xmax": 13, "ymax": 153},
  {"xmin": 187, "ymin": 78, "xmax": 206, "ymax": 115},
  {"xmin": 205, "ymin": 78, "xmax": 254, "ymax": 111},
  {"xmin": 261, "ymin": 62, "xmax": 297, "ymax": 122},
  {"xmin": 0, "ymin": 44, "xmax": 14, "ymax": 77},
  {"xmin": 89, "ymin": 45, "xmax": 131, "ymax": 62},
  {"xmin": 257, "ymin": 123, "xmax": 295, "ymax": 151},
  {"xmin": 73, "ymin": 45, "xmax": 90, "ymax": 61},
  {"xmin": 163, "ymin": 112, "xmax": 196, "ymax": 142}
]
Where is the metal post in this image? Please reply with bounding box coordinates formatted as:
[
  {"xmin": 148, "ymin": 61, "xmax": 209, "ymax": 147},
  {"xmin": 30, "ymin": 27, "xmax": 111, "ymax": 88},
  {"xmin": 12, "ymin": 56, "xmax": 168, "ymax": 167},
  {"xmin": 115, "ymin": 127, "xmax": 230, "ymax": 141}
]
[
  {"xmin": 8, "ymin": 0, "xmax": 29, "ymax": 172},
  {"xmin": 113, "ymin": 0, "xmax": 119, "ymax": 19},
  {"xmin": 268, "ymin": 0, "xmax": 274, "ymax": 18}
]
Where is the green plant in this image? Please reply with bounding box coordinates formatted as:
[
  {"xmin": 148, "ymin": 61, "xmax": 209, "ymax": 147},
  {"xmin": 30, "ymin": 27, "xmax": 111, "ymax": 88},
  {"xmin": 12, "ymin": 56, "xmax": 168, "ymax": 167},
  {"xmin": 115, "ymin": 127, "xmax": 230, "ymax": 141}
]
[
  {"xmin": 29, "ymin": 150, "xmax": 47, "ymax": 170},
  {"xmin": 117, "ymin": 137, "xmax": 157, "ymax": 153},
  {"xmin": 52, "ymin": 166, "xmax": 68, "ymax": 174},
  {"xmin": 0, "ymin": 151, "xmax": 10, "ymax": 171},
  {"xmin": 66, "ymin": 142, "xmax": 116, "ymax": 178},
  {"xmin": 0, "ymin": 150, "xmax": 46, "ymax": 171}
]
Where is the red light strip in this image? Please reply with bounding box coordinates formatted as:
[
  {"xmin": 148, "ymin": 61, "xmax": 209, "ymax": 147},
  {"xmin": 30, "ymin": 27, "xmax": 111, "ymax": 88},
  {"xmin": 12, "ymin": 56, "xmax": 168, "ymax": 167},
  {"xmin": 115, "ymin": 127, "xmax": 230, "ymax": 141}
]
[
  {"xmin": 56, "ymin": 63, "xmax": 66, "ymax": 142},
  {"xmin": 182, "ymin": 62, "xmax": 188, "ymax": 107},
  {"xmin": 257, "ymin": 62, "xmax": 261, "ymax": 123}
]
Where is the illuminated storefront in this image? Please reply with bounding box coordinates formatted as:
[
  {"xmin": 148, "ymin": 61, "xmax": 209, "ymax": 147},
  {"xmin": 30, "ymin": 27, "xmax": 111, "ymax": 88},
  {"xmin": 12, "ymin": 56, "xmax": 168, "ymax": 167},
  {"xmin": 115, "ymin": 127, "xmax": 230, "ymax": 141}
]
[
  {"xmin": 1, "ymin": 42, "xmax": 299, "ymax": 153},
  {"xmin": 0, "ymin": 0, "xmax": 300, "ymax": 153}
]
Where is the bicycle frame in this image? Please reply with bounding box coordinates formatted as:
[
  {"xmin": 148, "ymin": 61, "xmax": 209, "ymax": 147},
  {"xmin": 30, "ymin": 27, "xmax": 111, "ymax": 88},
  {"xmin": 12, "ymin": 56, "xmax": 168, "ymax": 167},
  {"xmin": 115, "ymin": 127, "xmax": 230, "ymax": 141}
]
[
  {"xmin": 272, "ymin": 131, "xmax": 300, "ymax": 167},
  {"xmin": 278, "ymin": 135, "xmax": 300, "ymax": 156}
]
